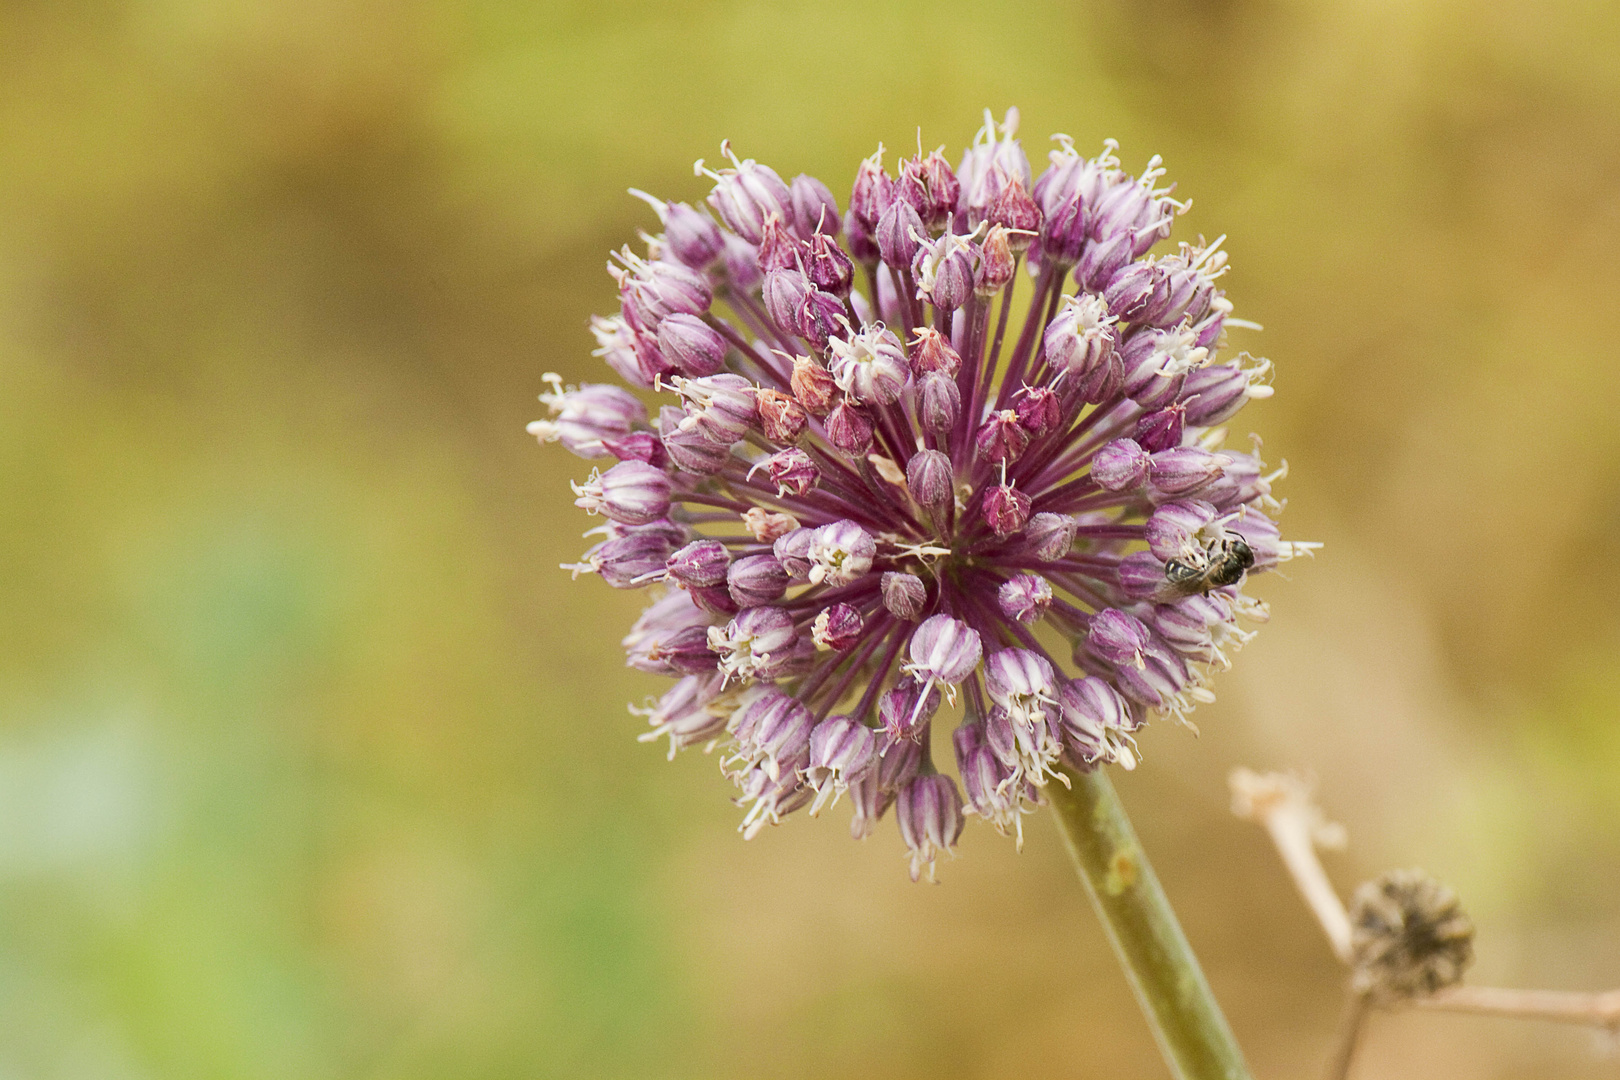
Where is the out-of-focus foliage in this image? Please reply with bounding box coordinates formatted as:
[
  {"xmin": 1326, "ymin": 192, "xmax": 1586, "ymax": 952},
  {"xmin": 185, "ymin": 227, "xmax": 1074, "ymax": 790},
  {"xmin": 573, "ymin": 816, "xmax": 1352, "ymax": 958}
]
[{"xmin": 2, "ymin": 1, "xmax": 1617, "ymax": 1077}]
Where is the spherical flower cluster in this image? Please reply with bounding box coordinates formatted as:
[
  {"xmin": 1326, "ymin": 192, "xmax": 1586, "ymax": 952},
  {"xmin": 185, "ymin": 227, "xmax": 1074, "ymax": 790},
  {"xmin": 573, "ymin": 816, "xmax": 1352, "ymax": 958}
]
[{"xmin": 532, "ymin": 108, "xmax": 1316, "ymax": 881}]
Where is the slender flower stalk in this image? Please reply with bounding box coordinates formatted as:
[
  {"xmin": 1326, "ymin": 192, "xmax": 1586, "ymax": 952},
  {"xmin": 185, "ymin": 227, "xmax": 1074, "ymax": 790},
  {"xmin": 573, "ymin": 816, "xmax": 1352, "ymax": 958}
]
[{"xmin": 532, "ymin": 106, "xmax": 1314, "ymax": 1077}]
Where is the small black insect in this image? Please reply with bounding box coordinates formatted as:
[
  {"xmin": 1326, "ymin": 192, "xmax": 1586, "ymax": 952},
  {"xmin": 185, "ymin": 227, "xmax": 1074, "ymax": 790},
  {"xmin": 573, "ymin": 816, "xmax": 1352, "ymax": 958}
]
[{"xmin": 1158, "ymin": 536, "xmax": 1254, "ymax": 600}]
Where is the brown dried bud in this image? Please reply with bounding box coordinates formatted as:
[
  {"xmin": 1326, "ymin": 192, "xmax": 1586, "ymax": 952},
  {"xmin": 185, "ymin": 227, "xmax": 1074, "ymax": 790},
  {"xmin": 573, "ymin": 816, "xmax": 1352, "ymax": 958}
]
[
  {"xmin": 1350, "ymin": 869, "xmax": 1475, "ymax": 1003},
  {"xmin": 790, "ymin": 354, "xmax": 838, "ymax": 416},
  {"xmin": 756, "ymin": 388, "xmax": 809, "ymax": 443}
]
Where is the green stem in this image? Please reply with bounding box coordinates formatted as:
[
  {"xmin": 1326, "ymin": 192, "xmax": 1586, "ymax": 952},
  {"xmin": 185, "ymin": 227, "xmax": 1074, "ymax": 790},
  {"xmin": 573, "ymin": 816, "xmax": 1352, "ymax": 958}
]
[{"xmin": 1048, "ymin": 765, "xmax": 1254, "ymax": 1080}]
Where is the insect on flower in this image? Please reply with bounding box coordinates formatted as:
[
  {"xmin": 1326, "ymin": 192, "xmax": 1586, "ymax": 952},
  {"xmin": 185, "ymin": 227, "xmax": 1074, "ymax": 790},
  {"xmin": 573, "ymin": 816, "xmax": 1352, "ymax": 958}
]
[{"xmin": 532, "ymin": 108, "xmax": 1316, "ymax": 881}]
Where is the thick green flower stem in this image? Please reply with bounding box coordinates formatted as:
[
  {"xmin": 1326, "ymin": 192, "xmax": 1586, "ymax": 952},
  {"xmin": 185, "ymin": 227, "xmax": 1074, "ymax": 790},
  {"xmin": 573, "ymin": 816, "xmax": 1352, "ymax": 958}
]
[{"xmin": 1048, "ymin": 765, "xmax": 1254, "ymax": 1080}]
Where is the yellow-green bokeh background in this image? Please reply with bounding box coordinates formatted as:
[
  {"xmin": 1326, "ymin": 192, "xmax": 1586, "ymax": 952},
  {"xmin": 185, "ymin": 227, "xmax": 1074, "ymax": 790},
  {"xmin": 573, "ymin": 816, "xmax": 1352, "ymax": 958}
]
[{"xmin": 4, "ymin": 2, "xmax": 1619, "ymax": 1077}]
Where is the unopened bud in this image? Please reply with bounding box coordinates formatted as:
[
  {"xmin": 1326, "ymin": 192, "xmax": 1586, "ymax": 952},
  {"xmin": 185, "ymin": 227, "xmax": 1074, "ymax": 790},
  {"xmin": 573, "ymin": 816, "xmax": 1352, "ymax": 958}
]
[
  {"xmin": 790, "ymin": 173, "xmax": 841, "ymax": 237},
  {"xmin": 656, "ymin": 313, "xmax": 727, "ymax": 377},
  {"xmin": 666, "ymin": 539, "xmax": 731, "ymax": 588},
  {"xmin": 727, "ymin": 553, "xmax": 790, "ymax": 607},
  {"xmin": 1021, "ymin": 512, "xmax": 1077, "ymax": 561},
  {"xmin": 1134, "ymin": 404, "xmax": 1185, "ymax": 453},
  {"xmin": 825, "ymin": 401, "xmax": 875, "ymax": 454},
  {"xmin": 1091, "ymin": 438, "xmax": 1150, "ymax": 491},
  {"xmin": 881, "ymin": 572, "xmax": 928, "ymax": 620},
  {"xmin": 906, "ymin": 449, "xmax": 955, "ymax": 511},
  {"xmin": 917, "ymin": 372, "xmax": 961, "ymax": 434},
  {"xmin": 876, "ymin": 200, "xmax": 924, "ymax": 270}
]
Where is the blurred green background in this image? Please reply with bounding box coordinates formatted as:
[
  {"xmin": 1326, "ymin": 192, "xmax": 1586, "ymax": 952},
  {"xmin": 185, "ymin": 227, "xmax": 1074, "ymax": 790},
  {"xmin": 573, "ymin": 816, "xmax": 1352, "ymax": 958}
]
[{"xmin": 4, "ymin": 1, "xmax": 1619, "ymax": 1077}]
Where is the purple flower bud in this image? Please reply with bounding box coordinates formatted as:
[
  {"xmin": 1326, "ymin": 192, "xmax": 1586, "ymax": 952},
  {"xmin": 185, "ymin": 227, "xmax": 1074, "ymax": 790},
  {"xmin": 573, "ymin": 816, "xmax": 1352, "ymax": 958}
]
[
  {"xmin": 805, "ymin": 714, "xmax": 874, "ymax": 815},
  {"xmin": 572, "ymin": 460, "xmax": 672, "ymax": 526},
  {"xmin": 1014, "ymin": 385, "xmax": 1062, "ymax": 438},
  {"xmin": 760, "ymin": 446, "xmax": 818, "ymax": 495},
  {"xmin": 761, "ymin": 269, "xmax": 812, "ymax": 338},
  {"xmin": 708, "ymin": 605, "xmax": 800, "ymax": 684},
  {"xmin": 1148, "ymin": 447, "xmax": 1224, "ymax": 498},
  {"xmin": 798, "ymin": 288, "xmax": 846, "ymax": 351},
  {"xmin": 1058, "ymin": 677, "xmax": 1140, "ymax": 768},
  {"xmin": 975, "ymin": 225, "xmax": 1017, "ymax": 295},
  {"xmin": 881, "ymin": 572, "xmax": 928, "ymax": 620},
  {"xmin": 757, "ymin": 214, "xmax": 806, "ymax": 273},
  {"xmin": 807, "ymin": 520, "xmax": 876, "ymax": 586},
  {"xmin": 672, "ymin": 374, "xmax": 758, "ymax": 446},
  {"xmin": 828, "ymin": 325, "xmax": 910, "ymax": 406},
  {"xmin": 634, "ymin": 673, "xmax": 726, "ymax": 758},
  {"xmin": 772, "ymin": 527, "xmax": 816, "ymax": 581},
  {"xmin": 1121, "ymin": 325, "xmax": 1207, "ymax": 409},
  {"xmin": 1087, "ymin": 608, "xmax": 1153, "ymax": 668},
  {"xmin": 975, "ymin": 409, "xmax": 1031, "ymax": 464},
  {"xmin": 702, "ymin": 145, "xmax": 794, "ymax": 245},
  {"xmin": 985, "ymin": 170, "xmax": 1042, "ymax": 251},
  {"xmin": 1145, "ymin": 499, "xmax": 1220, "ymax": 562},
  {"xmin": 912, "ymin": 230, "xmax": 976, "ymax": 311},
  {"xmin": 611, "ymin": 250, "xmax": 713, "ymax": 327},
  {"xmin": 1103, "ymin": 260, "xmax": 1164, "ymax": 323},
  {"xmin": 600, "ymin": 431, "xmax": 669, "ymax": 469},
  {"xmin": 982, "ymin": 483, "xmax": 1032, "ymax": 538},
  {"xmin": 658, "ymin": 406, "xmax": 731, "ymax": 474},
  {"xmin": 727, "ymin": 691, "xmax": 815, "ymax": 782},
  {"xmin": 790, "ymin": 355, "xmax": 839, "ymax": 417},
  {"xmin": 666, "ymin": 539, "xmax": 731, "ymax": 588},
  {"xmin": 734, "ymin": 762, "xmax": 812, "ymax": 839},
  {"xmin": 879, "ymin": 675, "xmax": 942, "ymax": 743},
  {"xmin": 1074, "ymin": 228, "xmax": 1133, "ymax": 293},
  {"xmin": 1111, "ymin": 637, "xmax": 1199, "ymax": 715},
  {"xmin": 591, "ymin": 313, "xmax": 663, "ymax": 389},
  {"xmin": 905, "ymin": 449, "xmax": 954, "ymax": 511},
  {"xmin": 958, "ymin": 108, "xmax": 1030, "ymax": 223},
  {"xmin": 529, "ymin": 376, "xmax": 646, "ymax": 459},
  {"xmin": 1021, "ymin": 512, "xmax": 1078, "ymax": 561},
  {"xmin": 897, "ymin": 773, "xmax": 964, "ymax": 883},
  {"xmin": 688, "ymin": 583, "xmax": 740, "ymax": 617},
  {"xmin": 1180, "ymin": 360, "xmax": 1274, "ymax": 427},
  {"xmin": 805, "ymin": 232, "xmax": 854, "ymax": 298},
  {"xmin": 727, "ymin": 553, "xmax": 790, "ymax": 607},
  {"xmin": 904, "ymin": 614, "xmax": 983, "ymax": 686},
  {"xmin": 1044, "ymin": 293, "xmax": 1119, "ymax": 381},
  {"xmin": 1134, "ymin": 403, "xmax": 1186, "ymax": 454},
  {"xmin": 876, "ymin": 199, "xmax": 925, "ymax": 270},
  {"xmin": 997, "ymin": 574, "xmax": 1052, "ymax": 624},
  {"xmin": 1148, "ymin": 595, "xmax": 1237, "ymax": 665},
  {"xmin": 1091, "ymin": 437, "xmax": 1150, "ymax": 491},
  {"xmin": 811, "ymin": 602, "xmax": 864, "ymax": 650},
  {"xmin": 621, "ymin": 591, "xmax": 710, "ymax": 672},
  {"xmin": 721, "ymin": 233, "xmax": 763, "ymax": 291},
  {"xmin": 985, "ymin": 648, "xmax": 1060, "ymax": 728},
  {"xmin": 877, "ymin": 735, "xmax": 923, "ymax": 794},
  {"xmin": 849, "ymin": 147, "xmax": 894, "ymax": 239},
  {"xmin": 898, "ymin": 151, "xmax": 960, "ymax": 231},
  {"xmin": 954, "ymin": 723, "xmax": 1026, "ymax": 841},
  {"xmin": 847, "ymin": 770, "xmax": 888, "ymax": 839},
  {"xmin": 649, "ymin": 624, "xmax": 723, "ymax": 675},
  {"xmin": 918, "ymin": 371, "xmax": 961, "ymax": 434},
  {"xmin": 656, "ymin": 313, "xmax": 726, "ymax": 377},
  {"xmin": 1117, "ymin": 550, "xmax": 1168, "ymax": 599},
  {"xmin": 656, "ymin": 199, "xmax": 726, "ymax": 269},
  {"xmin": 790, "ymin": 173, "xmax": 842, "ymax": 237}
]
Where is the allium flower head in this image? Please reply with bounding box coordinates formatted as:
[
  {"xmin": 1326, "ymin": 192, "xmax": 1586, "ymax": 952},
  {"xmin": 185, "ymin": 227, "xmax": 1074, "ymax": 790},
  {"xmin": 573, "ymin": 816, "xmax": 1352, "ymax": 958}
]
[{"xmin": 533, "ymin": 108, "xmax": 1316, "ymax": 879}]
